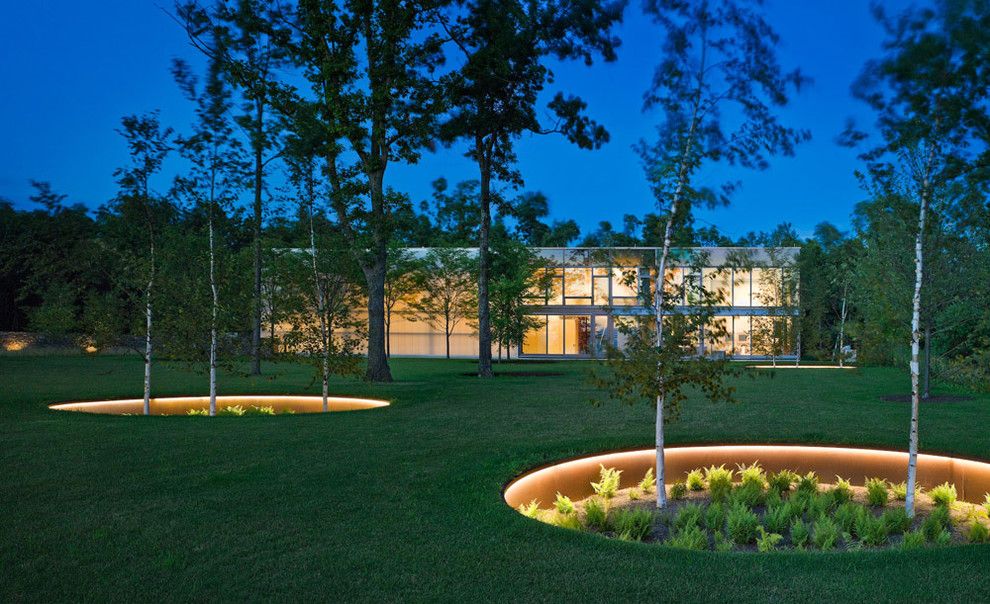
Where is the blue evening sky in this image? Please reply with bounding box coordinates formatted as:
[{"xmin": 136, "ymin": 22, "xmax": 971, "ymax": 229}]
[{"xmin": 0, "ymin": 1, "xmax": 916, "ymax": 240}]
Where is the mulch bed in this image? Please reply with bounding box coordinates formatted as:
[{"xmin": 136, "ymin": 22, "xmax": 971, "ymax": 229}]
[{"xmin": 879, "ymin": 394, "xmax": 974, "ymax": 403}]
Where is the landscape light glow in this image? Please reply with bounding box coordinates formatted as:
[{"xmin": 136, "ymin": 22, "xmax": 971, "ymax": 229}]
[
  {"xmin": 503, "ymin": 445, "xmax": 990, "ymax": 510},
  {"xmin": 49, "ymin": 395, "xmax": 389, "ymax": 416}
]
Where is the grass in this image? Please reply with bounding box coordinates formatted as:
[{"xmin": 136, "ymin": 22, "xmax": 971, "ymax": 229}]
[{"xmin": 1, "ymin": 355, "xmax": 990, "ymax": 601}]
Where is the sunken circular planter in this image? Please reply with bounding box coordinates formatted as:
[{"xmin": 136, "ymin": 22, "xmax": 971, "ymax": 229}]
[
  {"xmin": 49, "ymin": 395, "xmax": 389, "ymax": 416},
  {"xmin": 504, "ymin": 445, "xmax": 990, "ymax": 509}
]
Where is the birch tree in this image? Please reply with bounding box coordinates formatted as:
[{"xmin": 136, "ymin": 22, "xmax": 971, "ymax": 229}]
[
  {"xmin": 847, "ymin": 1, "xmax": 989, "ymax": 517},
  {"xmin": 634, "ymin": 0, "xmax": 809, "ymax": 508},
  {"xmin": 173, "ymin": 54, "xmax": 244, "ymax": 417},
  {"xmin": 112, "ymin": 113, "xmax": 173, "ymax": 415},
  {"xmin": 408, "ymin": 248, "xmax": 476, "ymax": 359}
]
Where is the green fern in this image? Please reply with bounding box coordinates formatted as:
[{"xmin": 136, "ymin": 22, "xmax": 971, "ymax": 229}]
[
  {"xmin": 967, "ymin": 520, "xmax": 989, "ymax": 543},
  {"xmin": 612, "ymin": 507, "xmax": 655, "ymax": 541},
  {"xmin": 928, "ymin": 482, "xmax": 957, "ymax": 507},
  {"xmin": 639, "ymin": 468, "xmax": 656, "ymax": 493},
  {"xmin": 665, "ymin": 525, "xmax": 708, "ymax": 550},
  {"xmin": 591, "ymin": 465, "xmax": 622, "ymax": 500},
  {"xmin": 554, "ymin": 493, "xmax": 575, "ymax": 515},
  {"xmin": 685, "ymin": 468, "xmax": 705, "ymax": 491},
  {"xmin": 704, "ymin": 465, "xmax": 734, "ymax": 501},
  {"xmin": 864, "ymin": 477, "xmax": 889, "ymax": 507},
  {"xmin": 669, "ymin": 481, "xmax": 688, "ymax": 500},
  {"xmin": 756, "ymin": 526, "xmax": 783, "ymax": 552},
  {"xmin": 518, "ymin": 499, "xmax": 541, "ymax": 519},
  {"xmin": 583, "ymin": 497, "xmax": 609, "ymax": 530},
  {"xmin": 831, "ymin": 476, "xmax": 853, "ymax": 504}
]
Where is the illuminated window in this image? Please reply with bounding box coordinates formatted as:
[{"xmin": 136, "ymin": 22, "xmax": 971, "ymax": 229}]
[
  {"xmin": 522, "ymin": 316, "xmax": 547, "ymax": 354},
  {"xmin": 733, "ymin": 270, "xmax": 752, "ymax": 306},
  {"xmin": 563, "ymin": 268, "xmax": 592, "ymax": 305},
  {"xmin": 752, "ymin": 268, "xmax": 782, "ymax": 307},
  {"xmin": 563, "ymin": 315, "xmax": 591, "ymax": 355},
  {"xmin": 733, "ymin": 316, "xmax": 751, "ymax": 355},
  {"xmin": 703, "ymin": 268, "xmax": 732, "ymax": 305}
]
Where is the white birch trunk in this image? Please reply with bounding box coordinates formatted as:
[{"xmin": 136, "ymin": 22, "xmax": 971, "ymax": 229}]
[
  {"xmin": 837, "ymin": 283, "xmax": 848, "ymax": 368},
  {"xmin": 906, "ymin": 151, "xmax": 933, "ymax": 518},
  {"xmin": 308, "ymin": 192, "xmax": 330, "ymax": 412},
  {"xmin": 208, "ymin": 209, "xmax": 219, "ymax": 417},
  {"xmin": 143, "ymin": 241, "xmax": 154, "ymax": 416}
]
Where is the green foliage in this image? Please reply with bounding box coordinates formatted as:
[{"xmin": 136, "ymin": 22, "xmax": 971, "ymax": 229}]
[
  {"xmin": 554, "ymin": 493, "xmax": 575, "ymax": 516},
  {"xmin": 756, "ymin": 526, "xmax": 783, "ymax": 553},
  {"xmin": 730, "ymin": 481, "xmax": 765, "ymax": 509},
  {"xmin": 518, "ymin": 500, "xmax": 541, "ymax": 519},
  {"xmin": 187, "ymin": 408, "xmax": 209, "ymax": 416},
  {"xmin": 590, "ymin": 465, "xmax": 622, "ymax": 500},
  {"xmin": 984, "ymin": 493, "xmax": 990, "ymax": 514},
  {"xmin": 639, "ymin": 468, "xmax": 656, "ymax": 494},
  {"xmin": 674, "ymin": 503, "xmax": 704, "ymax": 531},
  {"xmin": 831, "ymin": 476, "xmax": 853, "ymax": 505},
  {"xmin": 967, "ymin": 521, "xmax": 989, "ymax": 544},
  {"xmin": 890, "ymin": 481, "xmax": 919, "ymax": 501},
  {"xmin": 922, "ymin": 505, "xmax": 952, "ymax": 542},
  {"xmin": 704, "ymin": 502, "xmax": 726, "ymax": 532},
  {"xmin": 665, "ymin": 525, "xmax": 708, "ymax": 550},
  {"xmin": 612, "ymin": 508, "xmax": 655, "ymax": 542},
  {"xmin": 813, "ymin": 517, "xmax": 840, "ymax": 550},
  {"xmin": 737, "ymin": 462, "xmax": 767, "ymax": 489},
  {"xmin": 669, "ymin": 481, "xmax": 688, "ymax": 500},
  {"xmin": 628, "ymin": 489, "xmax": 640, "ymax": 501},
  {"xmin": 934, "ymin": 529, "xmax": 953, "ymax": 546},
  {"xmin": 705, "ymin": 465, "xmax": 734, "ymax": 502},
  {"xmin": 582, "ymin": 497, "xmax": 609, "ymax": 531},
  {"xmin": 714, "ymin": 530, "xmax": 734, "ymax": 552},
  {"xmin": 881, "ymin": 507, "xmax": 912, "ymax": 534},
  {"xmin": 901, "ymin": 529, "xmax": 927, "ymax": 550},
  {"xmin": 727, "ymin": 502, "xmax": 760, "ymax": 545},
  {"xmin": 790, "ymin": 519, "xmax": 810, "ymax": 549},
  {"xmin": 550, "ymin": 512, "xmax": 581, "ymax": 531},
  {"xmin": 928, "ymin": 482, "xmax": 957, "ymax": 507},
  {"xmin": 764, "ymin": 501, "xmax": 797, "ymax": 534},
  {"xmin": 864, "ymin": 477, "xmax": 889, "ymax": 507},
  {"xmin": 833, "ymin": 502, "xmax": 867, "ymax": 536},
  {"xmin": 795, "ymin": 472, "xmax": 820, "ymax": 496},
  {"xmin": 246, "ymin": 405, "xmax": 276, "ymax": 416},
  {"xmin": 806, "ymin": 490, "xmax": 836, "ymax": 520},
  {"xmin": 767, "ymin": 470, "xmax": 799, "ymax": 495},
  {"xmin": 685, "ymin": 469, "xmax": 705, "ymax": 491},
  {"xmin": 856, "ymin": 513, "xmax": 889, "ymax": 547},
  {"xmin": 218, "ymin": 405, "xmax": 245, "ymax": 416}
]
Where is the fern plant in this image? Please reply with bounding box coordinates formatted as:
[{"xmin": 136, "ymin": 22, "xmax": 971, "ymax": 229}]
[
  {"xmin": 967, "ymin": 520, "xmax": 990, "ymax": 544},
  {"xmin": 790, "ymin": 518, "xmax": 810, "ymax": 549},
  {"xmin": 795, "ymin": 472, "xmax": 819, "ymax": 495},
  {"xmin": 833, "ymin": 502, "xmax": 867, "ymax": 536},
  {"xmin": 518, "ymin": 499, "xmax": 541, "ymax": 519},
  {"xmin": 714, "ymin": 530, "xmax": 734, "ymax": 552},
  {"xmin": 727, "ymin": 502, "xmax": 759, "ymax": 545},
  {"xmin": 756, "ymin": 526, "xmax": 783, "ymax": 552},
  {"xmin": 591, "ymin": 465, "xmax": 622, "ymax": 500},
  {"xmin": 737, "ymin": 462, "xmax": 767, "ymax": 489},
  {"xmin": 639, "ymin": 468, "xmax": 656, "ymax": 493},
  {"xmin": 813, "ymin": 517, "xmax": 839, "ymax": 550},
  {"xmin": 928, "ymin": 482, "xmax": 957, "ymax": 507},
  {"xmin": 669, "ymin": 481, "xmax": 688, "ymax": 500},
  {"xmin": 922, "ymin": 505, "xmax": 951, "ymax": 541},
  {"xmin": 187, "ymin": 408, "xmax": 209, "ymax": 416},
  {"xmin": 767, "ymin": 469, "xmax": 799, "ymax": 495},
  {"xmin": 764, "ymin": 501, "xmax": 796, "ymax": 534},
  {"xmin": 613, "ymin": 508, "xmax": 655, "ymax": 541},
  {"xmin": 674, "ymin": 503, "xmax": 704, "ymax": 531},
  {"xmin": 890, "ymin": 481, "xmax": 921, "ymax": 501},
  {"xmin": 583, "ymin": 497, "xmax": 609, "ymax": 530},
  {"xmin": 705, "ymin": 501, "xmax": 726, "ymax": 532},
  {"xmin": 901, "ymin": 529, "xmax": 926, "ymax": 550},
  {"xmin": 218, "ymin": 405, "xmax": 246, "ymax": 416},
  {"xmin": 864, "ymin": 477, "xmax": 889, "ymax": 507},
  {"xmin": 704, "ymin": 465, "xmax": 734, "ymax": 501},
  {"xmin": 831, "ymin": 476, "xmax": 853, "ymax": 504},
  {"xmin": 881, "ymin": 507, "xmax": 911, "ymax": 534},
  {"xmin": 665, "ymin": 525, "xmax": 708, "ymax": 550},
  {"xmin": 857, "ymin": 513, "xmax": 889, "ymax": 547},
  {"xmin": 685, "ymin": 468, "xmax": 705, "ymax": 491},
  {"xmin": 554, "ymin": 493, "xmax": 575, "ymax": 516}
]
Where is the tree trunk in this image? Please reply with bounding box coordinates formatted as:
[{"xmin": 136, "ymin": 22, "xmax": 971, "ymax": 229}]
[
  {"xmin": 385, "ymin": 314, "xmax": 391, "ymax": 359},
  {"xmin": 476, "ymin": 139, "xmax": 494, "ymax": 377},
  {"xmin": 143, "ymin": 241, "xmax": 154, "ymax": 416},
  {"xmin": 906, "ymin": 155, "xmax": 933, "ymax": 519},
  {"xmin": 209, "ymin": 211, "xmax": 219, "ymax": 417},
  {"xmin": 250, "ymin": 99, "xmax": 264, "ymax": 376},
  {"xmin": 837, "ymin": 282, "xmax": 848, "ymax": 368},
  {"xmin": 363, "ymin": 173, "xmax": 392, "ymax": 382},
  {"xmin": 309, "ymin": 198, "xmax": 330, "ymax": 413}
]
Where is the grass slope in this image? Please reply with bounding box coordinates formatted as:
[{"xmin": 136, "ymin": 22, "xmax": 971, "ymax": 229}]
[{"xmin": 1, "ymin": 355, "xmax": 988, "ymax": 602}]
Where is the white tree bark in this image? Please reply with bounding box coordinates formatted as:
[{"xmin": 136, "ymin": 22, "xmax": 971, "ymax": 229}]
[
  {"xmin": 906, "ymin": 146, "xmax": 934, "ymax": 518},
  {"xmin": 837, "ymin": 282, "xmax": 848, "ymax": 368},
  {"xmin": 308, "ymin": 193, "xmax": 330, "ymax": 412},
  {"xmin": 143, "ymin": 241, "xmax": 154, "ymax": 416},
  {"xmin": 208, "ymin": 207, "xmax": 219, "ymax": 417}
]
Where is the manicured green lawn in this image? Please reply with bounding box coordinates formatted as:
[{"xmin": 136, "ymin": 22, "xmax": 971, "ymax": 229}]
[{"xmin": 1, "ymin": 355, "xmax": 988, "ymax": 601}]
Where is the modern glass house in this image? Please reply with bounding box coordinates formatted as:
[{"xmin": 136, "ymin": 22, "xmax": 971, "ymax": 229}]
[{"xmin": 517, "ymin": 247, "xmax": 800, "ymax": 360}]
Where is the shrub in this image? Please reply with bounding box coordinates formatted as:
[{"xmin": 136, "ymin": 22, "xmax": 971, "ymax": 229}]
[
  {"xmin": 985, "ymin": 493, "xmax": 990, "ymax": 514},
  {"xmin": 686, "ymin": 469, "xmax": 705, "ymax": 491},
  {"xmin": 768, "ymin": 469, "xmax": 799, "ymax": 495},
  {"xmin": 714, "ymin": 530, "xmax": 734, "ymax": 552},
  {"xmin": 550, "ymin": 511, "xmax": 581, "ymax": 530},
  {"xmin": 864, "ymin": 477, "xmax": 889, "ymax": 507},
  {"xmin": 639, "ymin": 468, "xmax": 656, "ymax": 494},
  {"xmin": 247, "ymin": 405, "xmax": 276, "ymax": 415},
  {"xmin": 218, "ymin": 405, "xmax": 246, "ymax": 416},
  {"xmin": 831, "ymin": 476, "xmax": 853, "ymax": 505},
  {"xmin": 669, "ymin": 481, "xmax": 688, "ymax": 500},
  {"xmin": 665, "ymin": 525, "xmax": 708, "ymax": 550},
  {"xmin": 790, "ymin": 518, "xmax": 810, "ymax": 549},
  {"xmin": 583, "ymin": 497, "xmax": 609, "ymax": 530},
  {"xmin": 890, "ymin": 481, "xmax": 921, "ymax": 501},
  {"xmin": 187, "ymin": 409, "xmax": 208, "ymax": 416},
  {"xmin": 857, "ymin": 513, "xmax": 889, "ymax": 547},
  {"xmin": 756, "ymin": 526, "xmax": 783, "ymax": 553},
  {"xmin": 968, "ymin": 521, "xmax": 990, "ymax": 544},
  {"xmin": 727, "ymin": 502, "xmax": 760, "ymax": 545},
  {"xmin": 901, "ymin": 529, "xmax": 926, "ymax": 550},
  {"xmin": 737, "ymin": 462, "xmax": 767, "ymax": 489},
  {"xmin": 881, "ymin": 507, "xmax": 912, "ymax": 534},
  {"xmin": 922, "ymin": 505, "xmax": 951, "ymax": 542},
  {"xmin": 705, "ymin": 502, "xmax": 726, "ymax": 532},
  {"xmin": 806, "ymin": 491, "xmax": 835, "ymax": 520},
  {"xmin": 834, "ymin": 502, "xmax": 867, "ymax": 536},
  {"xmin": 730, "ymin": 481, "xmax": 765, "ymax": 509},
  {"xmin": 928, "ymin": 482, "xmax": 957, "ymax": 507},
  {"xmin": 705, "ymin": 465, "xmax": 734, "ymax": 501},
  {"xmin": 813, "ymin": 517, "xmax": 840, "ymax": 550},
  {"xmin": 934, "ymin": 529, "xmax": 953, "ymax": 546},
  {"xmin": 591, "ymin": 465, "xmax": 622, "ymax": 500},
  {"xmin": 796, "ymin": 472, "xmax": 820, "ymax": 496},
  {"xmin": 628, "ymin": 488, "xmax": 640, "ymax": 501},
  {"xmin": 764, "ymin": 501, "xmax": 796, "ymax": 534},
  {"xmin": 280, "ymin": 408, "xmax": 296, "ymax": 415},
  {"xmin": 613, "ymin": 508, "xmax": 655, "ymax": 541},
  {"xmin": 518, "ymin": 499, "xmax": 541, "ymax": 519},
  {"xmin": 674, "ymin": 503, "xmax": 704, "ymax": 531},
  {"xmin": 554, "ymin": 493, "xmax": 575, "ymax": 516}
]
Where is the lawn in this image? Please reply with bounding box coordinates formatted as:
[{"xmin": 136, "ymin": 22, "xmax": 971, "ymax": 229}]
[{"xmin": 1, "ymin": 355, "xmax": 989, "ymax": 602}]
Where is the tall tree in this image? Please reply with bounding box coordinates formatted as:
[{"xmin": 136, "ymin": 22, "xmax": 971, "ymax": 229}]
[
  {"xmin": 847, "ymin": 0, "xmax": 989, "ymax": 517},
  {"xmin": 173, "ymin": 52, "xmax": 244, "ymax": 416},
  {"xmin": 289, "ymin": 0, "xmax": 448, "ymax": 382},
  {"xmin": 637, "ymin": 0, "xmax": 809, "ymax": 508},
  {"xmin": 112, "ymin": 113, "xmax": 173, "ymax": 415},
  {"xmin": 408, "ymin": 248, "xmax": 476, "ymax": 359},
  {"xmin": 437, "ymin": 0, "xmax": 624, "ymax": 377}
]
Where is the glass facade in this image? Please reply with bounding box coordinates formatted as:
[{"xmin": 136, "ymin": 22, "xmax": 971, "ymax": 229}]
[{"xmin": 520, "ymin": 247, "xmax": 800, "ymax": 359}]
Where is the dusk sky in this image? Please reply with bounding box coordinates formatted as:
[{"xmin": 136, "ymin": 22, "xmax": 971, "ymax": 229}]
[{"xmin": 1, "ymin": 1, "xmax": 916, "ymax": 241}]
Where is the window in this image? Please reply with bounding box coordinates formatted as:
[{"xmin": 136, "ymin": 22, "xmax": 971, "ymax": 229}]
[
  {"xmin": 522, "ymin": 315, "xmax": 547, "ymax": 354},
  {"xmin": 752, "ymin": 268, "xmax": 782, "ymax": 307},
  {"xmin": 563, "ymin": 267, "xmax": 592, "ymax": 305},
  {"xmin": 733, "ymin": 316, "xmax": 751, "ymax": 355},
  {"xmin": 563, "ymin": 315, "xmax": 591, "ymax": 355},
  {"xmin": 703, "ymin": 268, "xmax": 732, "ymax": 305},
  {"xmin": 611, "ymin": 267, "xmax": 639, "ymax": 305},
  {"xmin": 733, "ymin": 270, "xmax": 752, "ymax": 306}
]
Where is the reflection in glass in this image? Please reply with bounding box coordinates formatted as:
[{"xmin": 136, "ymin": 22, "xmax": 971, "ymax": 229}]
[
  {"xmin": 752, "ymin": 268, "xmax": 782, "ymax": 307},
  {"xmin": 563, "ymin": 315, "xmax": 591, "ymax": 355},
  {"xmin": 733, "ymin": 269, "xmax": 752, "ymax": 306},
  {"xmin": 703, "ymin": 268, "xmax": 732, "ymax": 305},
  {"xmin": 563, "ymin": 267, "xmax": 592, "ymax": 304},
  {"xmin": 733, "ymin": 315, "xmax": 751, "ymax": 355},
  {"xmin": 522, "ymin": 315, "xmax": 547, "ymax": 354},
  {"xmin": 548, "ymin": 269, "xmax": 563, "ymax": 305}
]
